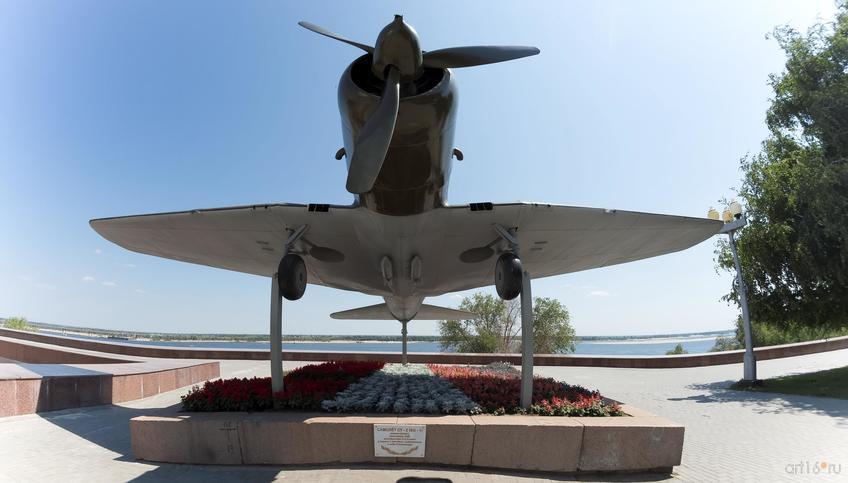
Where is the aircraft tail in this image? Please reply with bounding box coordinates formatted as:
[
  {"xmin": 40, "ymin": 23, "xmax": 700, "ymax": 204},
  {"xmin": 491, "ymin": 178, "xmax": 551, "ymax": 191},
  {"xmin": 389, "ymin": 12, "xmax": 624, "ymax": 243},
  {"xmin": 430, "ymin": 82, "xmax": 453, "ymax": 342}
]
[{"xmin": 330, "ymin": 303, "xmax": 476, "ymax": 321}]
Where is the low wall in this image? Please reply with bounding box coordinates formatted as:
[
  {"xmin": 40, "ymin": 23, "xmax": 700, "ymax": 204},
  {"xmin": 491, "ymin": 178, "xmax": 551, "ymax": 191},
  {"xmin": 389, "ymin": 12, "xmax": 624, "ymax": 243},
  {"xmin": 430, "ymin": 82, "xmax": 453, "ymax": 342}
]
[
  {"xmin": 0, "ymin": 336, "xmax": 130, "ymax": 364},
  {"xmin": 130, "ymin": 404, "xmax": 683, "ymax": 473},
  {"xmin": 0, "ymin": 361, "xmax": 219, "ymax": 418},
  {"xmin": 0, "ymin": 335, "xmax": 221, "ymax": 417},
  {"xmin": 3, "ymin": 328, "xmax": 847, "ymax": 368}
]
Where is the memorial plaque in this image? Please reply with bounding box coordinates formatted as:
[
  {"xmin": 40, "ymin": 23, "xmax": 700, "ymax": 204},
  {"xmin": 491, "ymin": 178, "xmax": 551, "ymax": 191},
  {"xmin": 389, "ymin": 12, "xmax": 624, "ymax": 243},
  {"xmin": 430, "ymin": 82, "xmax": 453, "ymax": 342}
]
[{"xmin": 373, "ymin": 424, "xmax": 426, "ymax": 458}]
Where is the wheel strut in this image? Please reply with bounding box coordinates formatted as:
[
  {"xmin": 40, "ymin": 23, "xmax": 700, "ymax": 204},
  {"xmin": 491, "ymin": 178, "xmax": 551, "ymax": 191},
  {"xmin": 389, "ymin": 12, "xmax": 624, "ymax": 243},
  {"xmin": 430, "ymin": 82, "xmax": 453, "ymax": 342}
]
[
  {"xmin": 492, "ymin": 224, "xmax": 534, "ymax": 409},
  {"xmin": 270, "ymin": 225, "xmax": 309, "ymax": 394}
]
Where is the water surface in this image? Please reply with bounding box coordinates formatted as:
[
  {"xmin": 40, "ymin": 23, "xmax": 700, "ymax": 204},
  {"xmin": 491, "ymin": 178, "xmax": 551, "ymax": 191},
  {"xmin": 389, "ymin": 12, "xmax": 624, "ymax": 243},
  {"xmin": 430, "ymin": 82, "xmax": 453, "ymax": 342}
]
[{"xmin": 44, "ymin": 331, "xmax": 728, "ymax": 355}]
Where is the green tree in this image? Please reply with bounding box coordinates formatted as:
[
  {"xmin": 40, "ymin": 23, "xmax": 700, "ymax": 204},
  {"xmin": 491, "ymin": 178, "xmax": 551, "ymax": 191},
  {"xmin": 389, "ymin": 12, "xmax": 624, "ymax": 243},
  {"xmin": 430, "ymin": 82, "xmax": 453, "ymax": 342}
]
[
  {"xmin": 3, "ymin": 316, "xmax": 35, "ymax": 332},
  {"xmin": 718, "ymin": 7, "xmax": 848, "ymax": 331},
  {"xmin": 530, "ymin": 297, "xmax": 576, "ymax": 354},
  {"xmin": 438, "ymin": 293, "xmax": 575, "ymax": 354}
]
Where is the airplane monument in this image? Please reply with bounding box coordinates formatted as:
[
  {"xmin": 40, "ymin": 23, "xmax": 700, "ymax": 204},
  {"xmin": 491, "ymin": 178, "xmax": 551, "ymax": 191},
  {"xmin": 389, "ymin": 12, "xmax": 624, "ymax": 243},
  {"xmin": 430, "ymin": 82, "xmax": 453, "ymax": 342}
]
[{"xmin": 91, "ymin": 16, "xmax": 722, "ymax": 407}]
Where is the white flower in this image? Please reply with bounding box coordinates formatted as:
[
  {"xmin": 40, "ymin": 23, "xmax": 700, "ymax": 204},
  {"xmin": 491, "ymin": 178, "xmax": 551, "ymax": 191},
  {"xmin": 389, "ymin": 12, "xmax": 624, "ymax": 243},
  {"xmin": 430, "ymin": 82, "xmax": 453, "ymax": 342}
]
[{"xmin": 322, "ymin": 363, "xmax": 480, "ymax": 415}]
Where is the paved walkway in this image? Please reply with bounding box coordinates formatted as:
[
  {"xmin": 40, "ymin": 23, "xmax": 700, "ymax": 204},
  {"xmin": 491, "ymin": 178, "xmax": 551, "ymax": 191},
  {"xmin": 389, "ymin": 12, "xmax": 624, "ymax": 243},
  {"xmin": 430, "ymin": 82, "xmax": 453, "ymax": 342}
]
[
  {"xmin": 536, "ymin": 350, "xmax": 848, "ymax": 482},
  {"xmin": 1, "ymin": 350, "xmax": 846, "ymax": 482}
]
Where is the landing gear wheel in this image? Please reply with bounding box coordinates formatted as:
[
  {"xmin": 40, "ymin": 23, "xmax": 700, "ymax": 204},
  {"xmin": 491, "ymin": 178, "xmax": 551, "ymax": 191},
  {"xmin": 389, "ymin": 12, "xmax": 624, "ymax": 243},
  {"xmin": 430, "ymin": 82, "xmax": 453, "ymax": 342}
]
[
  {"xmin": 277, "ymin": 254, "xmax": 307, "ymax": 301},
  {"xmin": 495, "ymin": 252, "xmax": 523, "ymax": 300}
]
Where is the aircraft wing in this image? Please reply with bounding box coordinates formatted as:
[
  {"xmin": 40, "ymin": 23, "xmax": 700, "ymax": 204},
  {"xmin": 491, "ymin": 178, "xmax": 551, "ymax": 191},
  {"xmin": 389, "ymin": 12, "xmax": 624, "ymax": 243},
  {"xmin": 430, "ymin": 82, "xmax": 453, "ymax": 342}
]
[
  {"xmin": 422, "ymin": 202, "xmax": 723, "ymax": 294},
  {"xmin": 90, "ymin": 204, "xmax": 386, "ymax": 294},
  {"xmin": 91, "ymin": 201, "xmax": 722, "ymax": 298}
]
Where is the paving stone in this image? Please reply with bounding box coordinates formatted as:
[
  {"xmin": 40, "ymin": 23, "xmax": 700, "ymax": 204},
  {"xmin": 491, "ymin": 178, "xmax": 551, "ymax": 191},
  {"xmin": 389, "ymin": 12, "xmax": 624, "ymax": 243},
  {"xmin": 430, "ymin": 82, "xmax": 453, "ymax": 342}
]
[{"xmin": 2, "ymin": 351, "xmax": 848, "ymax": 481}]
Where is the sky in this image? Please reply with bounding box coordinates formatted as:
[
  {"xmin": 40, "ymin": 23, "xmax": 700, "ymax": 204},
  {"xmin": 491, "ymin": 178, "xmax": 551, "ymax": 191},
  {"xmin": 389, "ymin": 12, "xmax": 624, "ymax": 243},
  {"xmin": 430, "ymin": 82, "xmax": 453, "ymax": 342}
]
[{"xmin": 0, "ymin": 1, "xmax": 839, "ymax": 337}]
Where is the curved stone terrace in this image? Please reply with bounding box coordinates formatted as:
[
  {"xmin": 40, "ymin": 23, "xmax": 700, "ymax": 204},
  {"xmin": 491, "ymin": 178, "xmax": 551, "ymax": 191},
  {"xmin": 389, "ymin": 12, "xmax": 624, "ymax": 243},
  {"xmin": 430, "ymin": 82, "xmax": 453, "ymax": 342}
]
[
  {"xmin": 3, "ymin": 327, "xmax": 847, "ymax": 368},
  {"xmin": 0, "ymin": 332, "xmax": 845, "ymax": 481},
  {"xmin": 0, "ymin": 335, "xmax": 219, "ymax": 417}
]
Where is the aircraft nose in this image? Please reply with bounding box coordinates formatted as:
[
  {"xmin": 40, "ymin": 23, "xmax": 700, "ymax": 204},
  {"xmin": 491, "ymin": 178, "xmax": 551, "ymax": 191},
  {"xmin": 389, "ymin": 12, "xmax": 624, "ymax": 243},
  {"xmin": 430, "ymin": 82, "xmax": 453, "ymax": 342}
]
[{"xmin": 372, "ymin": 15, "xmax": 423, "ymax": 81}]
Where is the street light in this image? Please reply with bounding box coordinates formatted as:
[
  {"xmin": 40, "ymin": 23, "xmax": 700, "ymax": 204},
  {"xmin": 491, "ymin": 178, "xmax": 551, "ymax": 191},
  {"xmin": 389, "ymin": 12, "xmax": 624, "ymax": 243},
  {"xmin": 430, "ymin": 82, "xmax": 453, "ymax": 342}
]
[{"xmin": 710, "ymin": 200, "xmax": 757, "ymax": 382}]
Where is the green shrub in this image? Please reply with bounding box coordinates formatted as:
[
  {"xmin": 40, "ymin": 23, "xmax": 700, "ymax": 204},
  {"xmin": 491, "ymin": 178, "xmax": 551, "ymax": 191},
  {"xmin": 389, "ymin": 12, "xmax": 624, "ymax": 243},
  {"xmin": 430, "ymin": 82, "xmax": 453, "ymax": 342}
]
[
  {"xmin": 665, "ymin": 343, "xmax": 688, "ymax": 355},
  {"xmin": 3, "ymin": 316, "xmax": 35, "ymax": 332},
  {"xmin": 710, "ymin": 336, "xmax": 742, "ymax": 352},
  {"xmin": 710, "ymin": 317, "xmax": 848, "ymax": 352}
]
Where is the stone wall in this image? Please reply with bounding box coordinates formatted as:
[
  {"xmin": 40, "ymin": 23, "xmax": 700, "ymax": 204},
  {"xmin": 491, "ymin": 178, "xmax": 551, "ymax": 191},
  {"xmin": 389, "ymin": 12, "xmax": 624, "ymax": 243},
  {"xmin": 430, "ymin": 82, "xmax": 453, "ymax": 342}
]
[
  {"xmin": 2, "ymin": 328, "xmax": 847, "ymax": 368},
  {"xmin": 130, "ymin": 404, "xmax": 683, "ymax": 473}
]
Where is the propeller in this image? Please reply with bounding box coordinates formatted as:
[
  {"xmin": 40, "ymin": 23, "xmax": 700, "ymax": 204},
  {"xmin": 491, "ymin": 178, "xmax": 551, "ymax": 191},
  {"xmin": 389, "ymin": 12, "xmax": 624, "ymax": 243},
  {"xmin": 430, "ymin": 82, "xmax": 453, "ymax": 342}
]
[
  {"xmin": 299, "ymin": 16, "xmax": 540, "ymax": 194},
  {"xmin": 346, "ymin": 66, "xmax": 400, "ymax": 194},
  {"xmin": 423, "ymin": 46, "xmax": 541, "ymax": 69},
  {"xmin": 297, "ymin": 21, "xmax": 373, "ymax": 54}
]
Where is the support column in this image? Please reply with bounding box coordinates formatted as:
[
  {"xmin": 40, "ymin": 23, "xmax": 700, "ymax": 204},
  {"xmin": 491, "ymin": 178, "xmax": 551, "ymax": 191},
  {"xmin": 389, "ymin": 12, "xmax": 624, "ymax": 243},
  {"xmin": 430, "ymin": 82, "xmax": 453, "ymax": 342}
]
[
  {"xmin": 401, "ymin": 320, "xmax": 409, "ymax": 365},
  {"xmin": 270, "ymin": 274, "xmax": 284, "ymax": 393},
  {"xmin": 269, "ymin": 225, "xmax": 307, "ymax": 394},
  {"xmin": 520, "ymin": 270, "xmax": 534, "ymax": 409},
  {"xmin": 729, "ymin": 231, "xmax": 756, "ymax": 381}
]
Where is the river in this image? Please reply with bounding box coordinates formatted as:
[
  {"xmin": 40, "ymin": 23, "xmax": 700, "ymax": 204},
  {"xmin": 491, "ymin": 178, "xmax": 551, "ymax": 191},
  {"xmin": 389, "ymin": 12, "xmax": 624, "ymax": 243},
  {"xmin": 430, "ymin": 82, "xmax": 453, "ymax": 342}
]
[{"xmin": 44, "ymin": 331, "xmax": 731, "ymax": 355}]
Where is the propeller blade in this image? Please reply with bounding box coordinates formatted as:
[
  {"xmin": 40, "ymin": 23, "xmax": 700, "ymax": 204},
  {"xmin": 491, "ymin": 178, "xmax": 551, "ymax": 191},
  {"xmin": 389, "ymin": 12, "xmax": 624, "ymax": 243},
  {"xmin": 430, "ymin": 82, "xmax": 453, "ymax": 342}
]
[
  {"xmin": 298, "ymin": 21, "xmax": 374, "ymax": 54},
  {"xmin": 422, "ymin": 45, "xmax": 540, "ymax": 68},
  {"xmin": 346, "ymin": 67, "xmax": 401, "ymax": 194}
]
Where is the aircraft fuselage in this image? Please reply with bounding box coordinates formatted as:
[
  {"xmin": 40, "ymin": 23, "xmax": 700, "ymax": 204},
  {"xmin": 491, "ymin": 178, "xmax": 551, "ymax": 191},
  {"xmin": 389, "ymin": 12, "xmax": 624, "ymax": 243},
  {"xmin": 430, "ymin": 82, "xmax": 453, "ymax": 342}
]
[
  {"xmin": 339, "ymin": 54, "xmax": 458, "ymax": 216},
  {"xmin": 336, "ymin": 55, "xmax": 461, "ymax": 318}
]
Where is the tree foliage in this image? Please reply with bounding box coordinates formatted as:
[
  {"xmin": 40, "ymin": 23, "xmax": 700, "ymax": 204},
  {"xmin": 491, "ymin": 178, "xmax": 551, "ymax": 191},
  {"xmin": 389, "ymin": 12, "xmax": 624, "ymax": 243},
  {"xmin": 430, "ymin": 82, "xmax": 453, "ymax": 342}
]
[
  {"xmin": 3, "ymin": 316, "xmax": 35, "ymax": 332},
  {"xmin": 719, "ymin": 7, "xmax": 848, "ymax": 330},
  {"xmin": 665, "ymin": 343, "xmax": 688, "ymax": 355},
  {"xmin": 531, "ymin": 297, "xmax": 577, "ymax": 354},
  {"xmin": 438, "ymin": 293, "xmax": 575, "ymax": 354},
  {"xmin": 711, "ymin": 316, "xmax": 848, "ymax": 351}
]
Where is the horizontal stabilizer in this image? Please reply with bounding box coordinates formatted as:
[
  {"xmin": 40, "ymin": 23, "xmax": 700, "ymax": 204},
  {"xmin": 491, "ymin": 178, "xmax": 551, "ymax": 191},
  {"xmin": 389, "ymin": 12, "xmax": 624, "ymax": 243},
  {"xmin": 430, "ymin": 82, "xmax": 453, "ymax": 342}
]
[
  {"xmin": 417, "ymin": 304, "xmax": 478, "ymax": 320},
  {"xmin": 330, "ymin": 303, "xmax": 477, "ymax": 321}
]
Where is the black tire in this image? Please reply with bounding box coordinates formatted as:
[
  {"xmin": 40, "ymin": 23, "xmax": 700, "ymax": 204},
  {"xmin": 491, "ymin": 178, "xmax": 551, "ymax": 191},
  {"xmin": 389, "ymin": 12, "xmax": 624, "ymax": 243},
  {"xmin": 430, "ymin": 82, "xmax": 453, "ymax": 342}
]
[
  {"xmin": 277, "ymin": 254, "xmax": 307, "ymax": 301},
  {"xmin": 495, "ymin": 252, "xmax": 523, "ymax": 300}
]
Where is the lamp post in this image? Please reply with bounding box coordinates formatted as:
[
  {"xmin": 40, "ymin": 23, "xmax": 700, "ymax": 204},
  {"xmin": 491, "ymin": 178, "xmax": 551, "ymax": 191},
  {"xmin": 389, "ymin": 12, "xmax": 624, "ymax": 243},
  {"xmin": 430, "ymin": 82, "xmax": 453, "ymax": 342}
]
[{"xmin": 708, "ymin": 201, "xmax": 757, "ymax": 381}]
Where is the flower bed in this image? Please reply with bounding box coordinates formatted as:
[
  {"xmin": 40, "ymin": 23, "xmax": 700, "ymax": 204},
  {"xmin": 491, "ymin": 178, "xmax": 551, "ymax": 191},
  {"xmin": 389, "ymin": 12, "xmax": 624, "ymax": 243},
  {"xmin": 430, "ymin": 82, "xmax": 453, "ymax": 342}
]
[
  {"xmin": 181, "ymin": 361, "xmax": 384, "ymax": 412},
  {"xmin": 181, "ymin": 361, "xmax": 621, "ymax": 417},
  {"xmin": 429, "ymin": 364, "xmax": 623, "ymax": 416},
  {"xmin": 322, "ymin": 363, "xmax": 480, "ymax": 414}
]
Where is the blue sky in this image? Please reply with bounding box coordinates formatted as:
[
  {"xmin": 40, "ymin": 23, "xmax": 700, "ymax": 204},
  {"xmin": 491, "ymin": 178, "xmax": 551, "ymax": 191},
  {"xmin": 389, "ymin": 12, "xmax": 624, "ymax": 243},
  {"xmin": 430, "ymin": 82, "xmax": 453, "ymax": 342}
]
[{"xmin": 0, "ymin": 1, "xmax": 838, "ymax": 336}]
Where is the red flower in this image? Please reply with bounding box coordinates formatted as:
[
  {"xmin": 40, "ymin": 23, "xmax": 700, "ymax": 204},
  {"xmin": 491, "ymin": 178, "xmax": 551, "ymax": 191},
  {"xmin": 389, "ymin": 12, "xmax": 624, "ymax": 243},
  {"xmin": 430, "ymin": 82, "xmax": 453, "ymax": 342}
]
[
  {"xmin": 427, "ymin": 364, "xmax": 622, "ymax": 417},
  {"xmin": 181, "ymin": 360, "xmax": 384, "ymax": 412}
]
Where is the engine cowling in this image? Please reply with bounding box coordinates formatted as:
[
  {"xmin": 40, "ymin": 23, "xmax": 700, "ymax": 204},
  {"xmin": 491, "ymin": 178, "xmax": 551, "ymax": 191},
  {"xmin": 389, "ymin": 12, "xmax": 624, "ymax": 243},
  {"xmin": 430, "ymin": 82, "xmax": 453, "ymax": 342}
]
[{"xmin": 337, "ymin": 55, "xmax": 458, "ymax": 215}]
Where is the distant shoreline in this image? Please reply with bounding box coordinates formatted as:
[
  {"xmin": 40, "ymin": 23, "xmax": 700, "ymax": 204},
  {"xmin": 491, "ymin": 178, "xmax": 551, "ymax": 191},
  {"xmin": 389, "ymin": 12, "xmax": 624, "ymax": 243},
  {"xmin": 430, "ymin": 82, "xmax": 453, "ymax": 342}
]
[
  {"xmin": 20, "ymin": 321, "xmax": 733, "ymax": 345},
  {"xmin": 39, "ymin": 329, "xmax": 424, "ymax": 345}
]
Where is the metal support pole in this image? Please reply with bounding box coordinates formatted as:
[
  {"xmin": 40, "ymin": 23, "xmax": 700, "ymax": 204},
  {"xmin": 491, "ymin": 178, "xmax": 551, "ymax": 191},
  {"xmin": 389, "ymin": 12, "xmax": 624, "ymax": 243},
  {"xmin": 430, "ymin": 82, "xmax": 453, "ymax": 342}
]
[
  {"xmin": 270, "ymin": 274, "xmax": 284, "ymax": 393},
  {"xmin": 401, "ymin": 321, "xmax": 408, "ymax": 365},
  {"xmin": 520, "ymin": 270, "xmax": 534, "ymax": 409},
  {"xmin": 269, "ymin": 226, "xmax": 308, "ymax": 394},
  {"xmin": 493, "ymin": 224, "xmax": 534, "ymax": 407},
  {"xmin": 728, "ymin": 231, "xmax": 756, "ymax": 381}
]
